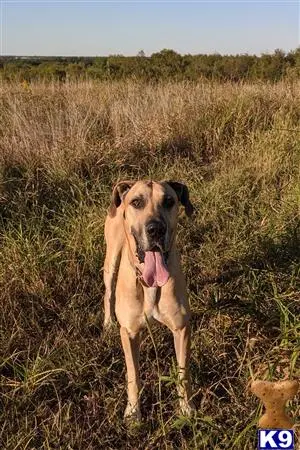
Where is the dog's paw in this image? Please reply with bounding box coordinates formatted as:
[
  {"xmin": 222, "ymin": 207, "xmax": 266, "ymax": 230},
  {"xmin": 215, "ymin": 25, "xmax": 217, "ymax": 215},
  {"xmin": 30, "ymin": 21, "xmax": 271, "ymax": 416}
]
[
  {"xmin": 179, "ymin": 399, "xmax": 196, "ymax": 418},
  {"xmin": 124, "ymin": 403, "xmax": 141, "ymax": 424}
]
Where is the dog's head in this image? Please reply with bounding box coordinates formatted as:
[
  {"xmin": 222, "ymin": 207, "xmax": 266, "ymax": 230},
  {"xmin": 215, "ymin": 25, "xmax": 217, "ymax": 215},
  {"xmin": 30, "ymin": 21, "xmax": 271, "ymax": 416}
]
[{"xmin": 109, "ymin": 180, "xmax": 194, "ymax": 288}]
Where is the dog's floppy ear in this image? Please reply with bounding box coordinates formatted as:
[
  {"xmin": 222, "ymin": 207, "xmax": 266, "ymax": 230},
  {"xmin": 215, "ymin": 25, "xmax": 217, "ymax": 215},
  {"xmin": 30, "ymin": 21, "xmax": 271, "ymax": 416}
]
[
  {"xmin": 108, "ymin": 180, "xmax": 136, "ymax": 217},
  {"xmin": 166, "ymin": 181, "xmax": 194, "ymax": 217}
]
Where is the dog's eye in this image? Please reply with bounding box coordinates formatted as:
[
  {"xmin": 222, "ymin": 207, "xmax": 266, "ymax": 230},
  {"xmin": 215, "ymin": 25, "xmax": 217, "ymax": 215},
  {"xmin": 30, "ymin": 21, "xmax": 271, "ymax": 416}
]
[
  {"xmin": 130, "ymin": 198, "xmax": 145, "ymax": 209},
  {"xmin": 163, "ymin": 196, "xmax": 175, "ymax": 209}
]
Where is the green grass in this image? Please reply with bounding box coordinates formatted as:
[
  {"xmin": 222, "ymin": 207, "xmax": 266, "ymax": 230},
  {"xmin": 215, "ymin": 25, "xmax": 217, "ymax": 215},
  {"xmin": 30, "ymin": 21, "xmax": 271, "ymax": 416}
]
[{"xmin": 0, "ymin": 79, "xmax": 299, "ymax": 449}]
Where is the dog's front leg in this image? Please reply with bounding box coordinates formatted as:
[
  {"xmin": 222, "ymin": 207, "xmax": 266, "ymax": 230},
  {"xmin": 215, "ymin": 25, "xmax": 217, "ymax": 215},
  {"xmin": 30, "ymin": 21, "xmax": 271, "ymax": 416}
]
[
  {"xmin": 120, "ymin": 327, "xmax": 141, "ymax": 422},
  {"xmin": 173, "ymin": 323, "xmax": 195, "ymax": 416}
]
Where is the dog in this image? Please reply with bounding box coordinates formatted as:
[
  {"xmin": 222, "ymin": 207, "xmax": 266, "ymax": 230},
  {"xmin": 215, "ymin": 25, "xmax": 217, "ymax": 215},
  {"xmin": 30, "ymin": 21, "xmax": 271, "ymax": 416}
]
[{"xmin": 103, "ymin": 180, "xmax": 195, "ymax": 421}]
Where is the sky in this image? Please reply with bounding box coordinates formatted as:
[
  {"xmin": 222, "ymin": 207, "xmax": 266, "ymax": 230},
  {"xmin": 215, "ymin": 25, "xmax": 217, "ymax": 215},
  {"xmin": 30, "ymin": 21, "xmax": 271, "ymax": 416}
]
[{"xmin": 0, "ymin": 0, "xmax": 299, "ymax": 56}]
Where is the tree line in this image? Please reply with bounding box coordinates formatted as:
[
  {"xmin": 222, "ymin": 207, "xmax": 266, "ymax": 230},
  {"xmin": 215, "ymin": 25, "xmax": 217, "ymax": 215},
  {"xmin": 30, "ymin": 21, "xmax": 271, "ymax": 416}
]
[{"xmin": 1, "ymin": 48, "xmax": 300, "ymax": 82}]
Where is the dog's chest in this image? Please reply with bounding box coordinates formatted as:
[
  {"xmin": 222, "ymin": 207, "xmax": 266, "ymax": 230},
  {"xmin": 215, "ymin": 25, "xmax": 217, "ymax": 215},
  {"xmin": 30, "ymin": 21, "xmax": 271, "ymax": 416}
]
[{"xmin": 143, "ymin": 287, "xmax": 160, "ymax": 321}]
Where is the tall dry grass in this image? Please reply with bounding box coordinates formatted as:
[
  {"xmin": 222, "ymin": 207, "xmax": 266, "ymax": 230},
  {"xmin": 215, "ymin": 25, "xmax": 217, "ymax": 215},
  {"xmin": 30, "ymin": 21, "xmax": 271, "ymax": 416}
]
[{"xmin": 0, "ymin": 79, "xmax": 299, "ymax": 449}]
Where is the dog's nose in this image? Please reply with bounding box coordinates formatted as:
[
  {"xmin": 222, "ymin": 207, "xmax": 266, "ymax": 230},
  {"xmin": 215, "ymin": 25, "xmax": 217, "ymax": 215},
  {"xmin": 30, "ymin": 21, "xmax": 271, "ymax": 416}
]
[{"xmin": 146, "ymin": 220, "xmax": 166, "ymax": 238}]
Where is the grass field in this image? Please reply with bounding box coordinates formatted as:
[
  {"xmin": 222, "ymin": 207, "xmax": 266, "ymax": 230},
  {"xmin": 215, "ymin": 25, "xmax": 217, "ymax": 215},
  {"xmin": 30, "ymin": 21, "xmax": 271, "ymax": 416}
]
[{"xmin": 0, "ymin": 79, "xmax": 299, "ymax": 449}]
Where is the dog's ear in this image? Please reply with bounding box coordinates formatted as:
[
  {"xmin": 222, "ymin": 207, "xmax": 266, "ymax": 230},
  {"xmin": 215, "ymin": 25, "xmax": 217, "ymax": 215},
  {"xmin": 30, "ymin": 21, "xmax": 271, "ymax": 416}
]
[
  {"xmin": 166, "ymin": 181, "xmax": 194, "ymax": 217},
  {"xmin": 108, "ymin": 180, "xmax": 136, "ymax": 217}
]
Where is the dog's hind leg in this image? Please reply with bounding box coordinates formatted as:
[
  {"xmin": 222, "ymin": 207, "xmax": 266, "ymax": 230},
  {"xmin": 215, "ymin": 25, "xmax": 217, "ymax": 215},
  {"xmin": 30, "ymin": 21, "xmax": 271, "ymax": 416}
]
[
  {"xmin": 103, "ymin": 212, "xmax": 125, "ymax": 329},
  {"xmin": 103, "ymin": 254, "xmax": 121, "ymax": 328}
]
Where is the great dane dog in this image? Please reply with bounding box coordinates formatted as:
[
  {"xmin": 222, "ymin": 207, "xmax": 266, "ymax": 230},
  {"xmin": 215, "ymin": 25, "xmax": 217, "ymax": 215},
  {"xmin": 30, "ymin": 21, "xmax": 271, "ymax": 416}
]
[{"xmin": 103, "ymin": 180, "xmax": 195, "ymax": 421}]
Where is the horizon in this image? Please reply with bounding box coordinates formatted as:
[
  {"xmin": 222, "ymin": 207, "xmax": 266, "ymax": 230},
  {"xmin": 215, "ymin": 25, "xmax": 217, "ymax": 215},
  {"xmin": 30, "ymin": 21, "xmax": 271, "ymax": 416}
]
[
  {"xmin": 1, "ymin": 1, "xmax": 299, "ymax": 57},
  {"xmin": 2, "ymin": 47, "xmax": 299, "ymax": 58}
]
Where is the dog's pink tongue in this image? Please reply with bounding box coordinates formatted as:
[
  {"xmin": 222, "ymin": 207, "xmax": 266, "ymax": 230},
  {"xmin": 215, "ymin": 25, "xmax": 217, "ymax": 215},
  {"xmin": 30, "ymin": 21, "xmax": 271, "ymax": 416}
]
[{"xmin": 142, "ymin": 251, "xmax": 169, "ymax": 287}]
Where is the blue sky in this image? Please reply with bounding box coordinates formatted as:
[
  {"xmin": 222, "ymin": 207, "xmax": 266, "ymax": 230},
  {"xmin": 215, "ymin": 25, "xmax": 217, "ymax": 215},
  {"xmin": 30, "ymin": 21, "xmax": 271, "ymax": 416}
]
[{"xmin": 1, "ymin": 1, "xmax": 299, "ymax": 56}]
